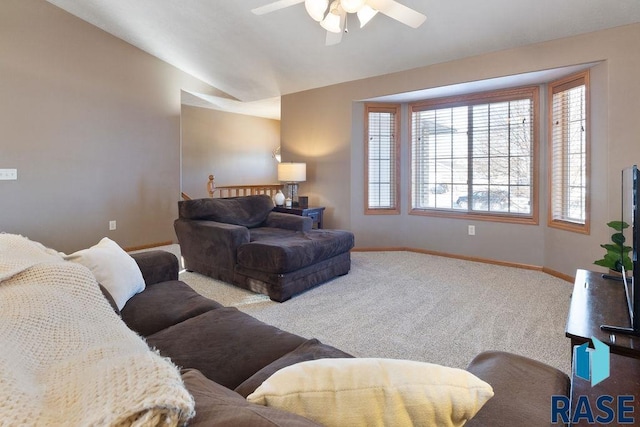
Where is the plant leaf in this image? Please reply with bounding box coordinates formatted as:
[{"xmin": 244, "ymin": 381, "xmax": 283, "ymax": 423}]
[
  {"xmin": 612, "ymin": 232, "xmax": 626, "ymax": 245},
  {"xmin": 608, "ymin": 221, "xmax": 629, "ymax": 231},
  {"xmin": 594, "ymin": 252, "xmax": 621, "ymax": 269},
  {"xmin": 601, "ymin": 243, "xmax": 621, "ymax": 252},
  {"xmin": 595, "ymin": 220, "xmax": 633, "ymax": 272},
  {"xmin": 594, "ymin": 259, "xmax": 616, "ymax": 269}
]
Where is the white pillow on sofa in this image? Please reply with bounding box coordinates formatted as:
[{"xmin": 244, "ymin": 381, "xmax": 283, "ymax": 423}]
[
  {"xmin": 65, "ymin": 237, "xmax": 144, "ymax": 310},
  {"xmin": 247, "ymin": 358, "xmax": 494, "ymax": 427}
]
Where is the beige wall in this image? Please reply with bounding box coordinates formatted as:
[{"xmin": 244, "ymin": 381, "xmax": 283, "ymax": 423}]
[
  {"xmin": 4, "ymin": 0, "xmax": 638, "ymax": 276},
  {"xmin": 181, "ymin": 106, "xmax": 280, "ymax": 199},
  {"xmin": 0, "ymin": 0, "xmax": 222, "ymax": 253},
  {"xmin": 281, "ymin": 23, "xmax": 640, "ymax": 277}
]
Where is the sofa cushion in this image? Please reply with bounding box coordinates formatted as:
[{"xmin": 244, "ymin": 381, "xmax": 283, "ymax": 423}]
[
  {"xmin": 235, "ymin": 338, "xmax": 354, "ymax": 398},
  {"xmin": 238, "ymin": 229, "xmax": 354, "ymax": 274},
  {"xmin": 465, "ymin": 351, "xmax": 570, "ymax": 427},
  {"xmin": 178, "ymin": 195, "xmax": 274, "ymax": 228},
  {"xmin": 247, "ymin": 358, "xmax": 494, "ymax": 427},
  {"xmin": 248, "ymin": 227, "xmax": 300, "ymax": 241},
  {"xmin": 146, "ymin": 307, "xmax": 307, "ymax": 390},
  {"xmin": 264, "ymin": 212, "xmax": 313, "ymax": 232},
  {"xmin": 181, "ymin": 369, "xmax": 320, "ymax": 426},
  {"xmin": 120, "ymin": 280, "xmax": 223, "ymax": 337},
  {"xmin": 65, "ymin": 237, "xmax": 145, "ymax": 310}
]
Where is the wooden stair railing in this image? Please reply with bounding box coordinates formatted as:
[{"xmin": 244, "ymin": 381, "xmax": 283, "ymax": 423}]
[
  {"xmin": 207, "ymin": 174, "xmax": 282, "ymax": 199},
  {"xmin": 212, "ymin": 184, "xmax": 283, "ymax": 198}
]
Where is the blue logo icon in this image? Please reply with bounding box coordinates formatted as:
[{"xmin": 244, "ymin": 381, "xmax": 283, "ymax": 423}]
[{"xmin": 575, "ymin": 337, "xmax": 610, "ymax": 387}]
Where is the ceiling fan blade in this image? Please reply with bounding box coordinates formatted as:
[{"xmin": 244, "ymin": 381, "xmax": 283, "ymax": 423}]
[
  {"xmin": 325, "ymin": 11, "xmax": 346, "ymax": 45},
  {"xmin": 251, "ymin": 0, "xmax": 305, "ymax": 15},
  {"xmin": 367, "ymin": 0, "xmax": 426, "ymax": 28},
  {"xmin": 325, "ymin": 30, "xmax": 343, "ymax": 45}
]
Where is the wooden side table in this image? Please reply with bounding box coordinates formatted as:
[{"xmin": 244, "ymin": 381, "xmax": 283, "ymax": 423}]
[{"xmin": 272, "ymin": 206, "xmax": 325, "ymax": 229}]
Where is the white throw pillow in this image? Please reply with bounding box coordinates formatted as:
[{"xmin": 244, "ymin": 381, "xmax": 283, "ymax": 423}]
[
  {"xmin": 247, "ymin": 358, "xmax": 494, "ymax": 427},
  {"xmin": 65, "ymin": 237, "xmax": 145, "ymax": 310}
]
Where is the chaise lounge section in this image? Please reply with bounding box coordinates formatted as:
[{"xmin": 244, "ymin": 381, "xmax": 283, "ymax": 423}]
[{"xmin": 174, "ymin": 195, "xmax": 354, "ymax": 302}]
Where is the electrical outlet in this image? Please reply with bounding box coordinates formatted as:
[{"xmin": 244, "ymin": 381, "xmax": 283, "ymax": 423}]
[
  {"xmin": 0, "ymin": 168, "xmax": 17, "ymax": 180},
  {"xmin": 109, "ymin": 220, "xmax": 116, "ymax": 231},
  {"xmin": 468, "ymin": 225, "xmax": 476, "ymax": 236}
]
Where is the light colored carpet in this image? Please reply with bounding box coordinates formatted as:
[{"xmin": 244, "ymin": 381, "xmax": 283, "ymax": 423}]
[{"xmin": 152, "ymin": 245, "xmax": 573, "ymax": 374}]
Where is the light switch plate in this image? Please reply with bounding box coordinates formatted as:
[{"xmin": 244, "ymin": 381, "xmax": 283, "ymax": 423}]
[{"xmin": 0, "ymin": 169, "xmax": 17, "ymax": 180}]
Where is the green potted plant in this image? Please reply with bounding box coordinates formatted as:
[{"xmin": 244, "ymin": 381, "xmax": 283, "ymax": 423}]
[{"xmin": 594, "ymin": 220, "xmax": 633, "ymax": 273}]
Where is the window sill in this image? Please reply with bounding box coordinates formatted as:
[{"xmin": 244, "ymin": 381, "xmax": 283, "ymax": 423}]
[
  {"xmin": 409, "ymin": 208, "xmax": 539, "ymax": 225},
  {"xmin": 547, "ymin": 219, "xmax": 590, "ymax": 234},
  {"xmin": 365, "ymin": 208, "xmax": 401, "ymax": 215}
]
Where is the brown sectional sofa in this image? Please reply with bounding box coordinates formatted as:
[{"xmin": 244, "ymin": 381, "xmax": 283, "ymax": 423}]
[
  {"xmin": 124, "ymin": 250, "xmax": 348, "ymax": 425},
  {"xmin": 120, "ymin": 250, "xmax": 571, "ymax": 426}
]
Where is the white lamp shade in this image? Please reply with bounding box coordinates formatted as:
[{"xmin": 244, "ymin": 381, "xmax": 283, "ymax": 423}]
[
  {"xmin": 278, "ymin": 163, "xmax": 307, "ymax": 182},
  {"xmin": 340, "ymin": 0, "xmax": 366, "ymax": 13},
  {"xmin": 305, "ymin": 0, "xmax": 329, "ymax": 22},
  {"xmin": 357, "ymin": 5, "xmax": 378, "ymax": 27},
  {"xmin": 320, "ymin": 11, "xmax": 342, "ymax": 33}
]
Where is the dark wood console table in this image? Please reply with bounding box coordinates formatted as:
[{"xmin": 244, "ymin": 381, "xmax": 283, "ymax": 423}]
[
  {"xmin": 565, "ymin": 270, "xmax": 640, "ymax": 426},
  {"xmin": 273, "ymin": 206, "xmax": 325, "ymax": 229},
  {"xmin": 566, "ymin": 269, "xmax": 640, "ymax": 359}
]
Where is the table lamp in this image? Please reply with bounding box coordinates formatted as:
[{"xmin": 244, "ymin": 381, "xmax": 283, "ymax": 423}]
[{"xmin": 277, "ymin": 162, "xmax": 306, "ymax": 207}]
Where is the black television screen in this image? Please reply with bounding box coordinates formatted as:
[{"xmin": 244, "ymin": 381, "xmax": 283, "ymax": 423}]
[{"xmin": 601, "ymin": 164, "xmax": 640, "ymax": 336}]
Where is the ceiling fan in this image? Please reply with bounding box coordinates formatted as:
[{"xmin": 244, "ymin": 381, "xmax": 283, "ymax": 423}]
[{"xmin": 251, "ymin": 0, "xmax": 426, "ymax": 45}]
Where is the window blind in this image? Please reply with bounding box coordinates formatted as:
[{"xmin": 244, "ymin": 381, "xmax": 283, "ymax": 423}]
[
  {"xmin": 549, "ymin": 72, "xmax": 588, "ymax": 231},
  {"xmin": 365, "ymin": 105, "xmax": 399, "ymax": 213},
  {"xmin": 410, "ymin": 87, "xmax": 536, "ymax": 218}
]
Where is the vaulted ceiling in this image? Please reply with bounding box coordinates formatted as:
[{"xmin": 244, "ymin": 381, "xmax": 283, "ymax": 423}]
[{"xmin": 47, "ymin": 0, "xmax": 640, "ymax": 119}]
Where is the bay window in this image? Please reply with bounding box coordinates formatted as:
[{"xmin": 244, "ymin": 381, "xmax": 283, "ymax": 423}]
[{"xmin": 410, "ymin": 87, "xmax": 539, "ymax": 224}]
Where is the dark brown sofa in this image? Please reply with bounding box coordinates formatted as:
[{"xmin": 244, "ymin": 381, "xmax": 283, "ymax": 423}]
[
  {"xmin": 124, "ymin": 250, "xmax": 348, "ymax": 425},
  {"xmin": 121, "ymin": 250, "xmax": 570, "ymax": 426},
  {"xmin": 174, "ymin": 195, "xmax": 354, "ymax": 302}
]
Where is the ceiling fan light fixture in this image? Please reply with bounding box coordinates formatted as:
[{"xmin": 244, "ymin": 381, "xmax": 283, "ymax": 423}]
[
  {"xmin": 320, "ymin": 10, "xmax": 342, "ymax": 33},
  {"xmin": 339, "ymin": 0, "xmax": 366, "ymax": 13},
  {"xmin": 320, "ymin": 1, "xmax": 343, "ymax": 33},
  {"xmin": 304, "ymin": 0, "xmax": 329, "ymax": 22},
  {"xmin": 253, "ymin": 0, "xmax": 426, "ymax": 45},
  {"xmin": 357, "ymin": 5, "xmax": 378, "ymax": 27}
]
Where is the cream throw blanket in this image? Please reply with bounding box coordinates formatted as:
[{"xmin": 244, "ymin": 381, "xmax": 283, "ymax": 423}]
[{"xmin": 0, "ymin": 234, "xmax": 195, "ymax": 426}]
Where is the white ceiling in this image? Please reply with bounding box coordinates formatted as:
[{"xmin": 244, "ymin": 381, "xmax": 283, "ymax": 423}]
[{"xmin": 47, "ymin": 0, "xmax": 640, "ymax": 119}]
